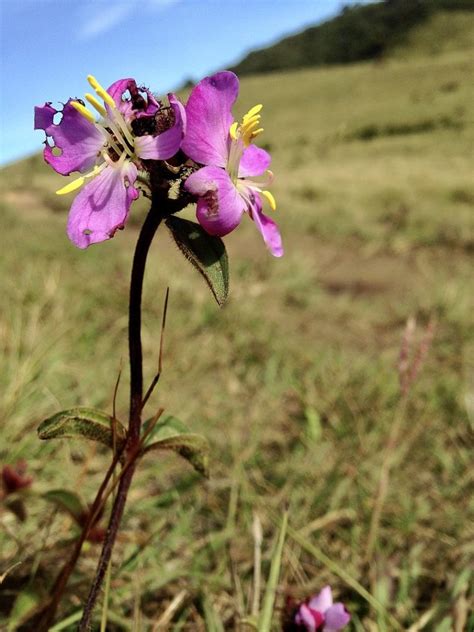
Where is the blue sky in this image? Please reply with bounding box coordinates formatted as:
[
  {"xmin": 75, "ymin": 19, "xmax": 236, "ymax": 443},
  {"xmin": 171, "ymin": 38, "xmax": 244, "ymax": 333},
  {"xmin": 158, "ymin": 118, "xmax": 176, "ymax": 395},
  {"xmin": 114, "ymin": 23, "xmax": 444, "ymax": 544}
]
[{"xmin": 1, "ymin": 0, "xmax": 361, "ymax": 165}]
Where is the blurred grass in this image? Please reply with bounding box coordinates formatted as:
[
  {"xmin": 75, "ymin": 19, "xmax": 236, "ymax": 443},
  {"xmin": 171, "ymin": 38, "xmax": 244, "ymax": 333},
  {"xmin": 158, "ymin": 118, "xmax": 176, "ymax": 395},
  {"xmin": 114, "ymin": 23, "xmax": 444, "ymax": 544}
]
[{"xmin": 1, "ymin": 25, "xmax": 473, "ymax": 631}]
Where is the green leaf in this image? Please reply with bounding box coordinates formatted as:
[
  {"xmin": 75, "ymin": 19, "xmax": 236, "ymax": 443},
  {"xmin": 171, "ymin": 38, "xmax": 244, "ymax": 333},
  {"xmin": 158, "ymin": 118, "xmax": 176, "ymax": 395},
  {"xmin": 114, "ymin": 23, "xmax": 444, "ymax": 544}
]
[
  {"xmin": 166, "ymin": 216, "xmax": 229, "ymax": 306},
  {"xmin": 37, "ymin": 407, "xmax": 127, "ymax": 452},
  {"xmin": 142, "ymin": 415, "xmax": 210, "ymax": 478},
  {"xmin": 43, "ymin": 489, "xmax": 86, "ymax": 523}
]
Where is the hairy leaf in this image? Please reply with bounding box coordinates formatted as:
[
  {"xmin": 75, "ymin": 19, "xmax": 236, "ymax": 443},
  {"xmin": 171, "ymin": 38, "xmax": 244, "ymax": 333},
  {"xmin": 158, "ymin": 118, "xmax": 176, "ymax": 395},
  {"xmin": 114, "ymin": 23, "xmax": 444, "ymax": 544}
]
[
  {"xmin": 166, "ymin": 216, "xmax": 229, "ymax": 306},
  {"xmin": 142, "ymin": 414, "xmax": 210, "ymax": 478},
  {"xmin": 37, "ymin": 407, "xmax": 127, "ymax": 452}
]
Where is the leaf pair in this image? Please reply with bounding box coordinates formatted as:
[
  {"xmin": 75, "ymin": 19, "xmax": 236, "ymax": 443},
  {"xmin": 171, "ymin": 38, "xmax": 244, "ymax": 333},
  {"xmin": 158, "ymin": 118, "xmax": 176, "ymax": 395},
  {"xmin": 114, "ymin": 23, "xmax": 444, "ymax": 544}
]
[{"xmin": 37, "ymin": 408, "xmax": 210, "ymax": 477}]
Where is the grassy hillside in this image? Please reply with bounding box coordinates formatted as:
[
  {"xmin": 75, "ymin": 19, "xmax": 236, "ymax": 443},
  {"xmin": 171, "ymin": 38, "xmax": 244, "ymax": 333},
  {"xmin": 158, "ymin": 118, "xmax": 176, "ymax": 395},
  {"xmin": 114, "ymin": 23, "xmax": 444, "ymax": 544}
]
[
  {"xmin": 1, "ymin": 47, "xmax": 473, "ymax": 630},
  {"xmin": 230, "ymin": 2, "xmax": 474, "ymax": 76}
]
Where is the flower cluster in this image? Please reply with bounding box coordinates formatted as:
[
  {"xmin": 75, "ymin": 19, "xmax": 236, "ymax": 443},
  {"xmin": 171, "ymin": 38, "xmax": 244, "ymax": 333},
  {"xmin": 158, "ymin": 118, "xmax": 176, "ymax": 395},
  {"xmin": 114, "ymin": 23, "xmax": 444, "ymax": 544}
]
[
  {"xmin": 35, "ymin": 71, "xmax": 282, "ymax": 256},
  {"xmin": 288, "ymin": 586, "xmax": 351, "ymax": 632}
]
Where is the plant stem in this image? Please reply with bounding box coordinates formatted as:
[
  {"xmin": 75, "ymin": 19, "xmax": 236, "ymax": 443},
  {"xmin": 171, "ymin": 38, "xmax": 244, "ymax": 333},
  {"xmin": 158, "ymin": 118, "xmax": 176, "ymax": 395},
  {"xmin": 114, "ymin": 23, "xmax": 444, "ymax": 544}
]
[
  {"xmin": 128, "ymin": 203, "xmax": 164, "ymax": 441},
  {"xmin": 78, "ymin": 463, "xmax": 136, "ymax": 630},
  {"xmin": 35, "ymin": 449, "xmax": 123, "ymax": 632},
  {"xmin": 78, "ymin": 202, "xmax": 163, "ymax": 630}
]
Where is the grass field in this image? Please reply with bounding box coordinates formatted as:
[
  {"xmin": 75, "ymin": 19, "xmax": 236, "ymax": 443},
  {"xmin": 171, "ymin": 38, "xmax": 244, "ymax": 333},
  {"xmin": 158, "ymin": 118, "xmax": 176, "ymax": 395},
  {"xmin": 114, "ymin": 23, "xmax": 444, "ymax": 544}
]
[{"xmin": 1, "ymin": 14, "xmax": 473, "ymax": 631}]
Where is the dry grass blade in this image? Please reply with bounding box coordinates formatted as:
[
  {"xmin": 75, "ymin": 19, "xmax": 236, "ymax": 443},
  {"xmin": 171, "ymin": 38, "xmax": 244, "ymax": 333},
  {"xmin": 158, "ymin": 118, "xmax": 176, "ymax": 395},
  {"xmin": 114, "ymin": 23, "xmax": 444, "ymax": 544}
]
[{"xmin": 152, "ymin": 590, "xmax": 188, "ymax": 631}]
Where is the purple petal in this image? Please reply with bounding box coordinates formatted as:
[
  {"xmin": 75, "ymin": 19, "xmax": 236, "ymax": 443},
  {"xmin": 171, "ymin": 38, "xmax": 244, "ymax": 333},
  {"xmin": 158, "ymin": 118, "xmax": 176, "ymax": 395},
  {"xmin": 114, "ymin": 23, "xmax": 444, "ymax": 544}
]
[
  {"xmin": 186, "ymin": 166, "xmax": 245, "ymax": 236},
  {"xmin": 249, "ymin": 195, "xmax": 283, "ymax": 257},
  {"xmin": 323, "ymin": 604, "xmax": 351, "ymax": 632},
  {"xmin": 66, "ymin": 162, "xmax": 139, "ymax": 248},
  {"xmin": 106, "ymin": 78, "xmax": 160, "ymax": 121},
  {"xmin": 181, "ymin": 71, "xmax": 239, "ymax": 167},
  {"xmin": 239, "ymin": 144, "xmax": 271, "ymax": 178},
  {"xmin": 35, "ymin": 100, "xmax": 104, "ymax": 176},
  {"xmin": 309, "ymin": 586, "xmax": 333, "ymax": 614},
  {"xmin": 294, "ymin": 604, "xmax": 318, "ymax": 632},
  {"xmin": 134, "ymin": 94, "xmax": 185, "ymax": 160}
]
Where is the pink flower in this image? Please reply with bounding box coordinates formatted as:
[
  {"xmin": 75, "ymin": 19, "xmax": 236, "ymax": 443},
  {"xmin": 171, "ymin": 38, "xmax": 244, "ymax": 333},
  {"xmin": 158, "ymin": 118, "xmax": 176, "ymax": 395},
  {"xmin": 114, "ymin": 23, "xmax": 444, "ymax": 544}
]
[
  {"xmin": 181, "ymin": 71, "xmax": 283, "ymax": 257},
  {"xmin": 35, "ymin": 76, "xmax": 185, "ymax": 248},
  {"xmin": 294, "ymin": 586, "xmax": 351, "ymax": 632}
]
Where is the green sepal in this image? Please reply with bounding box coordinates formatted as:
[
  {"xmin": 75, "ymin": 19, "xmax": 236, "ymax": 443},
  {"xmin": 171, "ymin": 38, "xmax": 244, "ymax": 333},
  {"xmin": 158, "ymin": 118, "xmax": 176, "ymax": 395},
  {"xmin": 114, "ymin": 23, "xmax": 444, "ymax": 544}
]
[
  {"xmin": 37, "ymin": 407, "xmax": 127, "ymax": 452},
  {"xmin": 166, "ymin": 216, "xmax": 229, "ymax": 306},
  {"xmin": 142, "ymin": 414, "xmax": 210, "ymax": 478}
]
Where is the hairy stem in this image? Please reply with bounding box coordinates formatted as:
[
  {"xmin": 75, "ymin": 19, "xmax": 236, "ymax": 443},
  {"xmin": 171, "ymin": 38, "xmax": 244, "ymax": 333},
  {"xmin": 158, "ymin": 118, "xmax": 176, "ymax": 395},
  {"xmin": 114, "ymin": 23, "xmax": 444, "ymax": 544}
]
[
  {"xmin": 128, "ymin": 204, "xmax": 164, "ymax": 441},
  {"xmin": 78, "ymin": 463, "xmax": 136, "ymax": 630},
  {"xmin": 78, "ymin": 203, "xmax": 163, "ymax": 629}
]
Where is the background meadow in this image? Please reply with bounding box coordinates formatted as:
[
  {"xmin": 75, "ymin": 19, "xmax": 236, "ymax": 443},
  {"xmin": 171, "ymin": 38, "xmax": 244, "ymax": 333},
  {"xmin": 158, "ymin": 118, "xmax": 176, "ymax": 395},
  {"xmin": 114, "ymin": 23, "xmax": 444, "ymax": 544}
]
[{"xmin": 1, "ymin": 2, "xmax": 473, "ymax": 630}]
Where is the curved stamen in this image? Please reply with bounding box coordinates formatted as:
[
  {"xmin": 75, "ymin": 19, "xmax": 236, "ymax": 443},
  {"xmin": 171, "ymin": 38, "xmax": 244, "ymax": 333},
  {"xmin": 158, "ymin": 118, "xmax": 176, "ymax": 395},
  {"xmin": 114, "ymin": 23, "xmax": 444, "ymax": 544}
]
[
  {"xmin": 261, "ymin": 190, "xmax": 276, "ymax": 211},
  {"xmin": 85, "ymin": 93, "xmax": 107, "ymax": 118},
  {"xmin": 56, "ymin": 163, "xmax": 106, "ymax": 195},
  {"xmin": 87, "ymin": 74, "xmax": 135, "ymax": 148},
  {"xmin": 70, "ymin": 101, "xmax": 96, "ymax": 124}
]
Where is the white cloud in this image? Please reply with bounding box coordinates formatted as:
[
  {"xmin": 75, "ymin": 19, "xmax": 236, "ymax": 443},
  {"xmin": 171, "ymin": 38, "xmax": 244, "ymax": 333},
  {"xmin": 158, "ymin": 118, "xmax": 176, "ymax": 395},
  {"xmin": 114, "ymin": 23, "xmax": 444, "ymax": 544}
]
[
  {"xmin": 78, "ymin": 4, "xmax": 134, "ymax": 40},
  {"xmin": 77, "ymin": 0, "xmax": 180, "ymax": 41}
]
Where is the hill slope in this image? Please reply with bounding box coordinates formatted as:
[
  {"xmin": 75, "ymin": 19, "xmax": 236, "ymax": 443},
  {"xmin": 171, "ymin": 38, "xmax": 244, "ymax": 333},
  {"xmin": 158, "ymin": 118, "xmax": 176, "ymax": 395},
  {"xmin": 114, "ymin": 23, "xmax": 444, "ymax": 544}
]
[{"xmin": 230, "ymin": 0, "xmax": 474, "ymax": 76}]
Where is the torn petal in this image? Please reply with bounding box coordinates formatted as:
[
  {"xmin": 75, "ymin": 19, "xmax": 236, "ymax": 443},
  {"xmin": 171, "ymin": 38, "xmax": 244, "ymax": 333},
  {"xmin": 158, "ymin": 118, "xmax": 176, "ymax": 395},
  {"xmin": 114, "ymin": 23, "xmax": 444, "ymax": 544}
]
[
  {"xmin": 106, "ymin": 78, "xmax": 160, "ymax": 121},
  {"xmin": 34, "ymin": 100, "xmax": 104, "ymax": 176}
]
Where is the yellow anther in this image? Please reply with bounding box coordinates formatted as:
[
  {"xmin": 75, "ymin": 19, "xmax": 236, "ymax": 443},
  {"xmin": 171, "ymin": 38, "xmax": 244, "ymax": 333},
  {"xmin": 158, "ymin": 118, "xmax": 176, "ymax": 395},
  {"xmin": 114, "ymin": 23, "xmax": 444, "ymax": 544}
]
[
  {"xmin": 229, "ymin": 121, "xmax": 239, "ymax": 140},
  {"xmin": 97, "ymin": 87, "xmax": 116, "ymax": 109},
  {"xmin": 242, "ymin": 114, "xmax": 261, "ymax": 128},
  {"xmin": 87, "ymin": 74, "xmax": 101, "ymax": 91},
  {"xmin": 85, "ymin": 93, "xmax": 107, "ymax": 117},
  {"xmin": 56, "ymin": 175, "xmax": 85, "ymax": 195},
  {"xmin": 70, "ymin": 101, "xmax": 96, "ymax": 124},
  {"xmin": 242, "ymin": 119, "xmax": 260, "ymax": 135},
  {"xmin": 251, "ymin": 128, "xmax": 264, "ymax": 138},
  {"xmin": 87, "ymin": 74, "xmax": 115, "ymax": 108},
  {"xmin": 243, "ymin": 104, "xmax": 263, "ymax": 121},
  {"xmin": 262, "ymin": 190, "xmax": 276, "ymax": 211}
]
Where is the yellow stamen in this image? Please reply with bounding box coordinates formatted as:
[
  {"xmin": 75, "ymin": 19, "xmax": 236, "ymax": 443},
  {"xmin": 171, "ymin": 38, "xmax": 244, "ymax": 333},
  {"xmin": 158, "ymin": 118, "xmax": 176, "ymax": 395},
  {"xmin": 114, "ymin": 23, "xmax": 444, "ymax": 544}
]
[
  {"xmin": 251, "ymin": 128, "xmax": 264, "ymax": 138},
  {"xmin": 242, "ymin": 119, "xmax": 260, "ymax": 135},
  {"xmin": 55, "ymin": 165, "xmax": 103, "ymax": 195},
  {"xmin": 243, "ymin": 104, "xmax": 263, "ymax": 121},
  {"xmin": 85, "ymin": 93, "xmax": 107, "ymax": 117},
  {"xmin": 242, "ymin": 114, "xmax": 261, "ymax": 128},
  {"xmin": 262, "ymin": 190, "xmax": 276, "ymax": 211},
  {"xmin": 230, "ymin": 121, "xmax": 239, "ymax": 140},
  {"xmin": 70, "ymin": 101, "xmax": 96, "ymax": 124},
  {"xmin": 56, "ymin": 175, "xmax": 85, "ymax": 195},
  {"xmin": 87, "ymin": 74, "xmax": 115, "ymax": 108}
]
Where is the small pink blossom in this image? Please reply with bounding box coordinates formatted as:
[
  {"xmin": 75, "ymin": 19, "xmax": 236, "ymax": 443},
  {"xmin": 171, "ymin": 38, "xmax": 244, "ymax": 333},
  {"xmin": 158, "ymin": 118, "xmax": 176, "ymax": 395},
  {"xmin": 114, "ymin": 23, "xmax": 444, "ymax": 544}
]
[{"xmin": 293, "ymin": 586, "xmax": 351, "ymax": 632}]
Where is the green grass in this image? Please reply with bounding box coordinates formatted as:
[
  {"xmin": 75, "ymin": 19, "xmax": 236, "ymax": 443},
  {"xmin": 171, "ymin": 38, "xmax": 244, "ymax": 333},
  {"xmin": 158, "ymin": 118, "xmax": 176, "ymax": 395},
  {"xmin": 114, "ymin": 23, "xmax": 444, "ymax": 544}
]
[{"xmin": 1, "ymin": 44, "xmax": 473, "ymax": 631}]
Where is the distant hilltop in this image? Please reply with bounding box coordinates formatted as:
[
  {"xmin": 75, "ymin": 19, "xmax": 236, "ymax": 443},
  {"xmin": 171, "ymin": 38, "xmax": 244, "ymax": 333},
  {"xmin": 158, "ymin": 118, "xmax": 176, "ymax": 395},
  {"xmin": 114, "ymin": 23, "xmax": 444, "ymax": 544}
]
[{"xmin": 228, "ymin": 0, "xmax": 474, "ymax": 76}]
